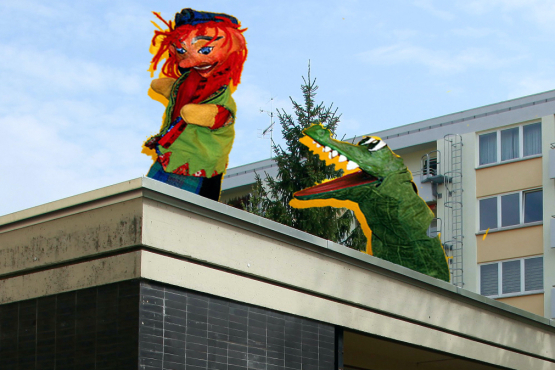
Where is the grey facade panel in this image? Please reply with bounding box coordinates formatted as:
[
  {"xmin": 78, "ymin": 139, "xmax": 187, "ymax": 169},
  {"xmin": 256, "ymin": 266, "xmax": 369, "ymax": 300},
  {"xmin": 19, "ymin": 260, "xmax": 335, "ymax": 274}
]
[{"xmin": 139, "ymin": 281, "xmax": 335, "ymax": 370}]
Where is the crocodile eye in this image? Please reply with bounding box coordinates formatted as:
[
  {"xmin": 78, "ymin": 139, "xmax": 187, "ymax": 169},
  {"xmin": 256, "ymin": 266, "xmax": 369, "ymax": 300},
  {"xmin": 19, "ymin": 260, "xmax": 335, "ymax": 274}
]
[
  {"xmin": 359, "ymin": 136, "xmax": 386, "ymax": 151},
  {"xmin": 369, "ymin": 142, "xmax": 386, "ymax": 151},
  {"xmin": 198, "ymin": 46, "xmax": 213, "ymax": 55},
  {"xmin": 358, "ymin": 137, "xmax": 377, "ymax": 146}
]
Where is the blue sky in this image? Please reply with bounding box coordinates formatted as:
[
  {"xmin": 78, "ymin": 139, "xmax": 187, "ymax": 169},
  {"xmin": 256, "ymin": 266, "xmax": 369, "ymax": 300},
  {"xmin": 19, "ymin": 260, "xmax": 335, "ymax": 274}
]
[{"xmin": 2, "ymin": 0, "xmax": 555, "ymax": 215}]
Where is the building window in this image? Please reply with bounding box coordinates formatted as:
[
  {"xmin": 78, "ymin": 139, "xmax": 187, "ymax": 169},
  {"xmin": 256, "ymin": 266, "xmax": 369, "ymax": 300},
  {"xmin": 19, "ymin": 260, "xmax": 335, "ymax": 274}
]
[
  {"xmin": 480, "ymin": 256, "xmax": 543, "ymax": 297},
  {"xmin": 479, "ymin": 132, "xmax": 497, "ymax": 165},
  {"xmin": 523, "ymin": 123, "xmax": 542, "ymax": 156},
  {"xmin": 479, "ymin": 189, "xmax": 543, "ymax": 231},
  {"xmin": 524, "ymin": 189, "xmax": 543, "ymax": 223},
  {"xmin": 478, "ymin": 122, "xmax": 542, "ymax": 166}
]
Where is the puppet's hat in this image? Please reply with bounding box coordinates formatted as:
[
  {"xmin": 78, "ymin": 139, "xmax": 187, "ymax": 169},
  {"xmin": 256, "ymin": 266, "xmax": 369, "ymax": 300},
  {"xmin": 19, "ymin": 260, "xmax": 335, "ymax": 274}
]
[{"xmin": 175, "ymin": 8, "xmax": 239, "ymax": 27}]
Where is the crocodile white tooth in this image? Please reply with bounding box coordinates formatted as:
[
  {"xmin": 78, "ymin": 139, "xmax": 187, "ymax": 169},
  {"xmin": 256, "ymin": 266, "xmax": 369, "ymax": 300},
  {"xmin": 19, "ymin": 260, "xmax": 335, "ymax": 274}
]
[
  {"xmin": 346, "ymin": 161, "xmax": 359, "ymax": 170},
  {"xmin": 315, "ymin": 143, "xmax": 321, "ymax": 148},
  {"xmin": 331, "ymin": 150, "xmax": 338, "ymax": 158},
  {"xmin": 323, "ymin": 146, "xmax": 331, "ymax": 152},
  {"xmin": 328, "ymin": 153, "xmax": 332, "ymax": 159},
  {"xmin": 338, "ymin": 155, "xmax": 347, "ymax": 162},
  {"xmin": 312, "ymin": 141, "xmax": 316, "ymax": 144}
]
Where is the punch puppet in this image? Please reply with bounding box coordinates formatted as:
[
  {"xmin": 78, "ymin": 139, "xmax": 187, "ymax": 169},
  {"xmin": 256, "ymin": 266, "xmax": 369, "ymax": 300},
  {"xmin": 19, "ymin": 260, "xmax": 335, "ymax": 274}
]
[{"xmin": 144, "ymin": 9, "xmax": 247, "ymax": 201}]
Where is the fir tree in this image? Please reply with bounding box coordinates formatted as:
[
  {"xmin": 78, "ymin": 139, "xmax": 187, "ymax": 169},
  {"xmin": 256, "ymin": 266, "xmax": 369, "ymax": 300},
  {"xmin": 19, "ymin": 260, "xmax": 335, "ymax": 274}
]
[{"xmin": 245, "ymin": 65, "xmax": 366, "ymax": 251}]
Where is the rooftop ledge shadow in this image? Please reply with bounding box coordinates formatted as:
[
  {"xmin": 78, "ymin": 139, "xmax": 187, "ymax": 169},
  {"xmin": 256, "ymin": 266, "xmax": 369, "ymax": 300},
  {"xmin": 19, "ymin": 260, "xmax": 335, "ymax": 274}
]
[{"xmin": 1, "ymin": 177, "xmax": 554, "ymax": 366}]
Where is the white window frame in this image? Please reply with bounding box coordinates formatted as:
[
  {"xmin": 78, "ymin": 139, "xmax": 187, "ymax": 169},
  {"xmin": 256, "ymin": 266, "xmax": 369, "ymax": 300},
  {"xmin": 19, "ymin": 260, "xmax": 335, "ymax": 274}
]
[
  {"xmin": 479, "ymin": 256, "xmax": 544, "ymax": 298},
  {"xmin": 477, "ymin": 121, "xmax": 542, "ymax": 166},
  {"xmin": 478, "ymin": 188, "xmax": 543, "ymax": 231}
]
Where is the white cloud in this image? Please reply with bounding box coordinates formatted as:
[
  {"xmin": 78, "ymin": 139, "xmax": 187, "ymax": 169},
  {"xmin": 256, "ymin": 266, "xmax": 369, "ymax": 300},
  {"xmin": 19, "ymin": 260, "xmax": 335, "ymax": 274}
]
[
  {"xmin": 359, "ymin": 44, "xmax": 518, "ymax": 74},
  {"xmin": 0, "ymin": 61, "xmax": 157, "ymax": 216},
  {"xmin": 233, "ymin": 79, "xmax": 291, "ymax": 129},
  {"xmin": 0, "ymin": 0, "xmax": 64, "ymax": 18},
  {"xmin": 391, "ymin": 29, "xmax": 421, "ymax": 40},
  {"xmin": 456, "ymin": 0, "xmax": 555, "ymax": 30},
  {"xmin": 451, "ymin": 27, "xmax": 505, "ymax": 39},
  {"xmin": 507, "ymin": 74, "xmax": 555, "ymax": 99},
  {"xmin": 0, "ymin": 44, "xmax": 144, "ymax": 96},
  {"xmin": 413, "ymin": 0, "xmax": 454, "ymax": 20},
  {"xmin": 0, "ymin": 101, "xmax": 154, "ymax": 215},
  {"xmin": 230, "ymin": 80, "xmax": 292, "ymax": 167}
]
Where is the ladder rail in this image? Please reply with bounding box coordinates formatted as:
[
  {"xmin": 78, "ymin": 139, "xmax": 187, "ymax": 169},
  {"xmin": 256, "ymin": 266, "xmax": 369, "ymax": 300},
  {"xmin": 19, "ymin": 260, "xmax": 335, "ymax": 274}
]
[
  {"xmin": 420, "ymin": 135, "xmax": 464, "ymax": 287},
  {"xmin": 443, "ymin": 134, "xmax": 464, "ymax": 288}
]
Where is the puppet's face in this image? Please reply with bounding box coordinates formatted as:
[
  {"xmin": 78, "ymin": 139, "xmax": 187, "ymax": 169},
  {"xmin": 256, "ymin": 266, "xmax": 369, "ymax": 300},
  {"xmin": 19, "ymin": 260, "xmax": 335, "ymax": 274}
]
[{"xmin": 171, "ymin": 26, "xmax": 240, "ymax": 79}]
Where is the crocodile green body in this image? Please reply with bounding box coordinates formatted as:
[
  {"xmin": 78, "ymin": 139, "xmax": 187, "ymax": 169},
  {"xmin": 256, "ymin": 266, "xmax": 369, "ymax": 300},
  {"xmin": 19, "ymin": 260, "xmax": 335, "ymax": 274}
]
[{"xmin": 292, "ymin": 125, "xmax": 450, "ymax": 281}]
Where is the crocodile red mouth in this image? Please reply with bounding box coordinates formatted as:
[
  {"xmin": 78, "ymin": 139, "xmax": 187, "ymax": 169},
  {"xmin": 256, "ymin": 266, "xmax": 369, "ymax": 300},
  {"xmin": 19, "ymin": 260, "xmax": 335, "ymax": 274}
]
[
  {"xmin": 294, "ymin": 170, "xmax": 377, "ymax": 197},
  {"xmin": 295, "ymin": 134, "xmax": 378, "ymax": 197}
]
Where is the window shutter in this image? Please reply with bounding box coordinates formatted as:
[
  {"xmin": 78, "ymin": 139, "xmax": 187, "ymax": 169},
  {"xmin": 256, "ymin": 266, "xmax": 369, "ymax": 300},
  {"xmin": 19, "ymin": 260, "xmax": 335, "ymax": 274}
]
[
  {"xmin": 480, "ymin": 264, "xmax": 498, "ymax": 296},
  {"xmin": 524, "ymin": 257, "xmax": 543, "ymax": 291},
  {"xmin": 502, "ymin": 260, "xmax": 521, "ymax": 294}
]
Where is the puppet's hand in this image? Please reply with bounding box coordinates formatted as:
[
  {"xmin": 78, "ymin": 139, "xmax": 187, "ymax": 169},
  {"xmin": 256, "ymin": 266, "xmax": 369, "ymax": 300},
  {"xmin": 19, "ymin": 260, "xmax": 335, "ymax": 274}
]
[
  {"xmin": 180, "ymin": 104, "xmax": 220, "ymax": 128},
  {"xmin": 144, "ymin": 135, "xmax": 161, "ymax": 149},
  {"xmin": 151, "ymin": 78, "xmax": 176, "ymax": 99}
]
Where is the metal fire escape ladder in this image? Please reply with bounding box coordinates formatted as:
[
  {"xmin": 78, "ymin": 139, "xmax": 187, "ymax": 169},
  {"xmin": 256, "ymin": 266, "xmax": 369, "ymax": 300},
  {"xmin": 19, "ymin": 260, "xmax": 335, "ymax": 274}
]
[{"xmin": 443, "ymin": 134, "xmax": 464, "ymax": 287}]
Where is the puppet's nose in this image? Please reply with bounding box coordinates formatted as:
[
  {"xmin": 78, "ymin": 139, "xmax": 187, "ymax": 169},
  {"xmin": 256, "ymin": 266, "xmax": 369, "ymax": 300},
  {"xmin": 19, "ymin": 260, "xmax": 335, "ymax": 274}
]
[{"xmin": 178, "ymin": 53, "xmax": 204, "ymax": 69}]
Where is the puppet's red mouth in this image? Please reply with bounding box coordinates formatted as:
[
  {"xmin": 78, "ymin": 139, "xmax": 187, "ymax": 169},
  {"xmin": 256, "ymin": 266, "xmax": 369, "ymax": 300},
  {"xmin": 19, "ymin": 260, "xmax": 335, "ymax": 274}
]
[{"xmin": 194, "ymin": 63, "xmax": 218, "ymax": 74}]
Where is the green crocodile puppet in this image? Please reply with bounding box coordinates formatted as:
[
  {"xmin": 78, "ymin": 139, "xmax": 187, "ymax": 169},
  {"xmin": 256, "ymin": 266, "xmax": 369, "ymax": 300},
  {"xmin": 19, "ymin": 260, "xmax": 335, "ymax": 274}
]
[{"xmin": 290, "ymin": 124, "xmax": 450, "ymax": 281}]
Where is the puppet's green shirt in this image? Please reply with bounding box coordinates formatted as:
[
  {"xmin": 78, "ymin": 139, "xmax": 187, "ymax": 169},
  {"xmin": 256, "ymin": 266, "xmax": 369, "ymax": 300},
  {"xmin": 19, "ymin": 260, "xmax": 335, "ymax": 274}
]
[{"xmin": 157, "ymin": 72, "xmax": 237, "ymax": 178}]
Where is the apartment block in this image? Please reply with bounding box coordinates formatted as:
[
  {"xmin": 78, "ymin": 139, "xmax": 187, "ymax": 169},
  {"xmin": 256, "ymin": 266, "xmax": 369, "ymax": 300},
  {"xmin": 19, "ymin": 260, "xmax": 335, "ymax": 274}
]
[{"xmin": 222, "ymin": 90, "xmax": 555, "ymax": 319}]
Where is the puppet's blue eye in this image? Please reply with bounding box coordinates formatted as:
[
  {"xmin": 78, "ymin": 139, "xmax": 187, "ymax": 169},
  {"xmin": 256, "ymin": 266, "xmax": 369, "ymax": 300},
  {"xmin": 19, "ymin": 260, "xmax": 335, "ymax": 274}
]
[
  {"xmin": 175, "ymin": 47, "xmax": 186, "ymax": 54},
  {"xmin": 198, "ymin": 46, "xmax": 213, "ymax": 55}
]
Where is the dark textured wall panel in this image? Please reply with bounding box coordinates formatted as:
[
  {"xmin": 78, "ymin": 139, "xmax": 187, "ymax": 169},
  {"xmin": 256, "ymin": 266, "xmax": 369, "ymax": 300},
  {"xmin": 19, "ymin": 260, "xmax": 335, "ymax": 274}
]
[
  {"xmin": 0, "ymin": 279, "xmax": 336, "ymax": 370},
  {"xmin": 0, "ymin": 280, "xmax": 140, "ymax": 370},
  {"xmin": 140, "ymin": 281, "xmax": 335, "ymax": 370}
]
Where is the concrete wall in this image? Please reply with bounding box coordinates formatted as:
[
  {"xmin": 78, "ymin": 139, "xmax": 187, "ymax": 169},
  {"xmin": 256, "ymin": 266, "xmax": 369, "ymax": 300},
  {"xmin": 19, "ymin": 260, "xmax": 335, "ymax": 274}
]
[
  {"xmin": 542, "ymin": 115, "xmax": 555, "ymax": 319},
  {"xmin": 498, "ymin": 293, "xmax": 545, "ymax": 317},
  {"xmin": 476, "ymin": 157, "xmax": 543, "ymax": 198},
  {"xmin": 476, "ymin": 225, "xmax": 543, "ymax": 263},
  {"xmin": 460, "ymin": 132, "xmax": 479, "ymax": 294}
]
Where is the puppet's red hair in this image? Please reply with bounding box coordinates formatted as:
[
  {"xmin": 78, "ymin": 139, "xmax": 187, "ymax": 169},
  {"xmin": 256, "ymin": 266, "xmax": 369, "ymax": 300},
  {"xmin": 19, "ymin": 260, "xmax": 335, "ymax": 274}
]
[{"xmin": 150, "ymin": 12, "xmax": 247, "ymax": 86}]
